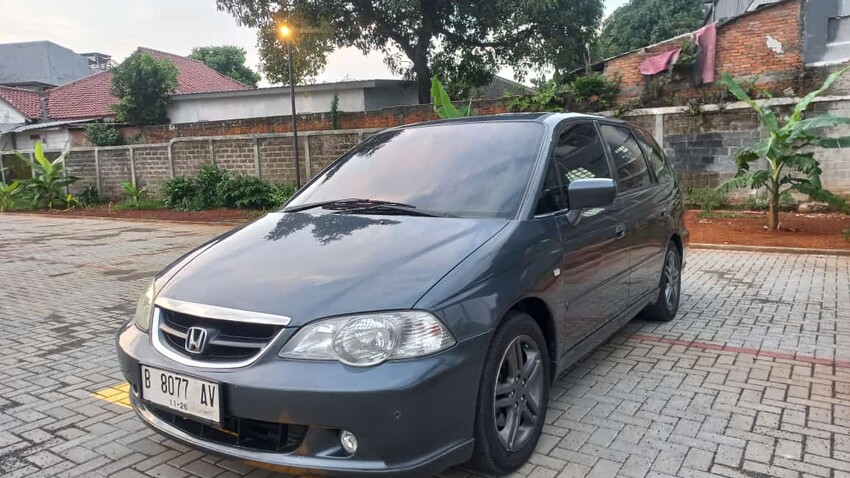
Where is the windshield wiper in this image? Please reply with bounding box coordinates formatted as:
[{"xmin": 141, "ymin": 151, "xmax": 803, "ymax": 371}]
[
  {"xmin": 341, "ymin": 204, "xmax": 457, "ymax": 218},
  {"xmin": 284, "ymin": 198, "xmax": 455, "ymax": 217},
  {"xmin": 285, "ymin": 198, "xmax": 415, "ymax": 213}
]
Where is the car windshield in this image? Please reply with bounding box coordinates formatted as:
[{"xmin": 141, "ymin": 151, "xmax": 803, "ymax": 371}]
[{"xmin": 285, "ymin": 122, "xmax": 545, "ymax": 219}]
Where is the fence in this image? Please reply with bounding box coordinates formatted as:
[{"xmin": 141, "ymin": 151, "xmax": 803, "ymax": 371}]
[
  {"xmin": 3, "ymin": 95, "xmax": 850, "ymax": 201},
  {"xmin": 0, "ymin": 128, "xmax": 382, "ymax": 199}
]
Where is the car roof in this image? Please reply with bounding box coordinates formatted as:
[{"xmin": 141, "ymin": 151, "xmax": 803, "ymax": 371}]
[{"xmin": 389, "ymin": 112, "xmax": 628, "ymax": 132}]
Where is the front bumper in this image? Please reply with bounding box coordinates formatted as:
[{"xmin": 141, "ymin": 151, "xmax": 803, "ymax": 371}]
[{"xmin": 117, "ymin": 323, "xmax": 491, "ymax": 476}]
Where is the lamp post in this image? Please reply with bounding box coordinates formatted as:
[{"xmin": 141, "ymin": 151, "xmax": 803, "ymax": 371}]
[{"xmin": 279, "ymin": 24, "xmax": 301, "ymax": 188}]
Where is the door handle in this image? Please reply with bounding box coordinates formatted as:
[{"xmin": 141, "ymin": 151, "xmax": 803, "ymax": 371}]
[{"xmin": 615, "ymin": 224, "xmax": 626, "ymax": 239}]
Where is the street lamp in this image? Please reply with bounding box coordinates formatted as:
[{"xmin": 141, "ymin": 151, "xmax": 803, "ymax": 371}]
[{"xmin": 279, "ymin": 23, "xmax": 301, "ymax": 188}]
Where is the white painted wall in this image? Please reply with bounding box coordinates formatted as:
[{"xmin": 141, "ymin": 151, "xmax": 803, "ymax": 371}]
[
  {"xmin": 0, "ymin": 99, "xmax": 27, "ymax": 124},
  {"xmin": 12, "ymin": 127, "xmax": 71, "ymax": 150},
  {"xmin": 168, "ymin": 88, "xmax": 366, "ymax": 124}
]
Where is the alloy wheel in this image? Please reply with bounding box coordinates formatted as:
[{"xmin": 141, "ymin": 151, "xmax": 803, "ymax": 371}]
[
  {"xmin": 663, "ymin": 250, "xmax": 681, "ymax": 311},
  {"xmin": 493, "ymin": 335, "xmax": 544, "ymax": 452}
]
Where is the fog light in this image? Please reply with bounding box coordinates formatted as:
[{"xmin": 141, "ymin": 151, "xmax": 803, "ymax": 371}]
[{"xmin": 340, "ymin": 430, "xmax": 358, "ymax": 454}]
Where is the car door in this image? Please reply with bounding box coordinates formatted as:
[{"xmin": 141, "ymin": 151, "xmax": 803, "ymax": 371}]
[
  {"xmin": 534, "ymin": 121, "xmax": 631, "ymax": 351},
  {"xmin": 598, "ymin": 123, "xmax": 665, "ymax": 304}
]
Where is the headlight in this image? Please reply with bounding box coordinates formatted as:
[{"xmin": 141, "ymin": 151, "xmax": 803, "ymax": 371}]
[
  {"xmin": 280, "ymin": 311, "xmax": 456, "ymax": 367},
  {"xmin": 133, "ymin": 279, "xmax": 156, "ymax": 331}
]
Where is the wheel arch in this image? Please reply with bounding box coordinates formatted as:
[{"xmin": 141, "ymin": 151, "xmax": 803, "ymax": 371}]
[{"xmin": 508, "ymin": 297, "xmax": 557, "ymax": 384}]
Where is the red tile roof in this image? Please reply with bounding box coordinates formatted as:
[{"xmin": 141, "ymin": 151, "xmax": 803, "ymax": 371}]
[
  {"xmin": 46, "ymin": 47, "xmax": 249, "ymax": 120},
  {"xmin": 0, "ymin": 85, "xmax": 42, "ymax": 119}
]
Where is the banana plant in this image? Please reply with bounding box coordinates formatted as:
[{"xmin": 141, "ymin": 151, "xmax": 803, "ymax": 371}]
[
  {"xmin": 431, "ymin": 76, "xmax": 473, "ymax": 119},
  {"xmin": 0, "ymin": 180, "xmax": 21, "ymax": 212},
  {"xmin": 121, "ymin": 182, "xmax": 149, "ymax": 208},
  {"xmin": 718, "ymin": 67, "xmax": 850, "ymax": 231},
  {"xmin": 15, "ymin": 141, "xmax": 78, "ymax": 209}
]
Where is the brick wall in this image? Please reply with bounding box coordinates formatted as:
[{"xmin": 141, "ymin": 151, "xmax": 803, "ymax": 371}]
[
  {"xmin": 57, "ymin": 97, "xmax": 850, "ymax": 202},
  {"xmin": 69, "ymin": 99, "xmax": 512, "ymax": 148},
  {"xmin": 604, "ymin": 0, "xmax": 803, "ymax": 102}
]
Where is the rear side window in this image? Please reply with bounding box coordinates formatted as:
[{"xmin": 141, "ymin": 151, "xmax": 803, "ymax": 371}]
[
  {"xmin": 536, "ymin": 122, "xmax": 611, "ymax": 214},
  {"xmin": 635, "ymin": 129, "xmax": 666, "ymax": 176},
  {"xmin": 599, "ymin": 125, "xmax": 652, "ymax": 193}
]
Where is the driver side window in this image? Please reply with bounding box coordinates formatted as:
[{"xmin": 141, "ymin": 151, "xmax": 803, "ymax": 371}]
[{"xmin": 536, "ymin": 122, "xmax": 612, "ymax": 215}]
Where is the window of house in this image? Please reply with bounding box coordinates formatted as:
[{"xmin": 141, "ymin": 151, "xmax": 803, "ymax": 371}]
[
  {"xmin": 536, "ymin": 122, "xmax": 611, "ymax": 214},
  {"xmin": 599, "ymin": 125, "xmax": 652, "ymax": 194}
]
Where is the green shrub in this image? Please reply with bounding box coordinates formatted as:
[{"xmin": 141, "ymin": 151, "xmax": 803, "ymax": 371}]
[
  {"xmin": 685, "ymin": 186, "xmax": 727, "ymax": 213},
  {"xmin": 84, "ymin": 124, "xmax": 122, "ymax": 146},
  {"xmin": 566, "ymin": 73, "xmax": 620, "ymax": 108},
  {"xmin": 745, "ymin": 191, "xmax": 796, "ymax": 211},
  {"xmin": 0, "ymin": 181, "xmax": 22, "ymax": 212},
  {"xmin": 162, "ymin": 164, "xmax": 296, "ymax": 211},
  {"xmin": 114, "ymin": 198, "xmax": 163, "ymax": 211},
  {"xmin": 223, "ymin": 175, "xmax": 275, "ymax": 209},
  {"xmin": 195, "ymin": 163, "xmax": 231, "ymax": 209},
  {"xmin": 162, "ymin": 176, "xmax": 197, "ymax": 211},
  {"xmin": 77, "ymin": 185, "xmax": 101, "ymax": 207}
]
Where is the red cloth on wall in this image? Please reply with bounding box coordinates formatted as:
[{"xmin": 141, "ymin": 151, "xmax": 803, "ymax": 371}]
[
  {"xmin": 639, "ymin": 49, "xmax": 682, "ymax": 75},
  {"xmin": 695, "ymin": 23, "xmax": 718, "ymax": 84}
]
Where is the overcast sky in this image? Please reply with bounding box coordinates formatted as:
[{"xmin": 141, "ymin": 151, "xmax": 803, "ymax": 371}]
[{"xmin": 0, "ymin": 0, "xmax": 628, "ymax": 87}]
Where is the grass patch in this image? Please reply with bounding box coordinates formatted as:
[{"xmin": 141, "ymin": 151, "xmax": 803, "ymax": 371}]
[
  {"xmin": 112, "ymin": 199, "xmax": 165, "ymax": 211},
  {"xmin": 698, "ymin": 212, "xmax": 744, "ymax": 219}
]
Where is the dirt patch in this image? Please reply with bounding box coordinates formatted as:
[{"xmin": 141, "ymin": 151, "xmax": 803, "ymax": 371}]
[
  {"xmin": 687, "ymin": 210, "xmax": 850, "ymax": 250},
  {"xmin": 11, "ymin": 206, "xmax": 262, "ymax": 225}
]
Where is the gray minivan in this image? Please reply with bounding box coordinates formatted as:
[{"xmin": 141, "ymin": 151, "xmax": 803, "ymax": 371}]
[{"xmin": 118, "ymin": 113, "xmax": 688, "ymax": 476}]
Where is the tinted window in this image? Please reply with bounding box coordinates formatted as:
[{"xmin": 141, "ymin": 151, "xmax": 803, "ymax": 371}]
[
  {"xmin": 536, "ymin": 123, "xmax": 610, "ymax": 214},
  {"xmin": 287, "ymin": 122, "xmax": 544, "ymax": 219},
  {"xmin": 600, "ymin": 125, "xmax": 652, "ymax": 193},
  {"xmin": 635, "ymin": 129, "xmax": 666, "ymax": 176}
]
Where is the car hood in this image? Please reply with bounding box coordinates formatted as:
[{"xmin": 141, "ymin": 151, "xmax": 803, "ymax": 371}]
[{"xmin": 158, "ymin": 212, "xmax": 508, "ymax": 326}]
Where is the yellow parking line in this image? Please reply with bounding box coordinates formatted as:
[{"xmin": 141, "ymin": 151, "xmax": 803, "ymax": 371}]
[{"xmin": 92, "ymin": 382, "xmax": 132, "ymax": 409}]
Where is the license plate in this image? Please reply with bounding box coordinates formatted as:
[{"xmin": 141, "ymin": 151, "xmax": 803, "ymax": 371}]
[{"xmin": 141, "ymin": 365, "xmax": 221, "ymax": 424}]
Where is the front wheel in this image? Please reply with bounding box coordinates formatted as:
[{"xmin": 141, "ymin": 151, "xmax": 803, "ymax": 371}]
[
  {"xmin": 468, "ymin": 311, "xmax": 550, "ymax": 475},
  {"xmin": 641, "ymin": 242, "xmax": 682, "ymax": 322}
]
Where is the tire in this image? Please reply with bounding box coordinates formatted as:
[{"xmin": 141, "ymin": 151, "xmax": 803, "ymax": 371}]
[
  {"xmin": 468, "ymin": 311, "xmax": 550, "ymax": 475},
  {"xmin": 640, "ymin": 242, "xmax": 682, "ymax": 322}
]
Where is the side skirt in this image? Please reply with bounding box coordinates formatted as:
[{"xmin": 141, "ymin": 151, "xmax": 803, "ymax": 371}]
[{"xmin": 554, "ymin": 287, "xmax": 659, "ymax": 378}]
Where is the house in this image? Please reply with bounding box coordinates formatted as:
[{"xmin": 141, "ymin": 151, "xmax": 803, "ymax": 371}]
[
  {"xmin": 0, "ymin": 47, "xmax": 248, "ymax": 151},
  {"xmin": 0, "ymin": 41, "xmax": 96, "ymax": 91},
  {"xmin": 704, "ymin": 0, "xmax": 782, "ymax": 23},
  {"xmin": 167, "ymin": 75, "xmax": 532, "ymax": 124},
  {"xmin": 168, "ymin": 80, "xmax": 419, "ymax": 124}
]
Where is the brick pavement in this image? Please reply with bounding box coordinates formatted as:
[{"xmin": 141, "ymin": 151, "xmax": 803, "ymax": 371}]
[{"xmin": 0, "ymin": 215, "xmax": 848, "ymax": 478}]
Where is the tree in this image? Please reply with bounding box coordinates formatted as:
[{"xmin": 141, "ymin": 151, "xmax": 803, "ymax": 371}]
[
  {"xmin": 717, "ymin": 67, "xmax": 850, "ymax": 232},
  {"xmin": 188, "ymin": 45, "xmax": 262, "ymax": 88},
  {"xmin": 596, "ymin": 0, "xmax": 705, "ymax": 60},
  {"xmin": 110, "ymin": 52, "xmax": 179, "ymax": 125},
  {"xmin": 216, "ymin": 0, "xmax": 604, "ymax": 104},
  {"xmin": 15, "ymin": 142, "xmax": 77, "ymax": 210}
]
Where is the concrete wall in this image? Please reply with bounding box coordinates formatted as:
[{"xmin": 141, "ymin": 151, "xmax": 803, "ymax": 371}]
[
  {"xmin": 11, "ymin": 127, "xmax": 71, "ymax": 151},
  {"xmin": 364, "ymin": 86, "xmax": 419, "ymax": 111},
  {"xmin": 805, "ymin": 0, "xmax": 850, "ymax": 65},
  {"xmin": 168, "ymin": 88, "xmax": 366, "ymax": 124}
]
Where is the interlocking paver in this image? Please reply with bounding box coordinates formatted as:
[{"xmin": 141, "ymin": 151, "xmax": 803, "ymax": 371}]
[{"xmin": 2, "ymin": 215, "xmax": 849, "ymax": 477}]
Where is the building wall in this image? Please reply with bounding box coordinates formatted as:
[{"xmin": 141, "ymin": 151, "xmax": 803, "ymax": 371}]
[
  {"xmin": 804, "ymin": 0, "xmax": 850, "ymax": 65},
  {"xmin": 0, "ymin": 99, "xmax": 26, "ymax": 124},
  {"xmin": 12, "ymin": 127, "xmax": 71, "ymax": 150},
  {"xmin": 364, "ymin": 86, "xmax": 419, "ymax": 111},
  {"xmin": 168, "ymin": 88, "xmax": 366, "ymax": 124},
  {"xmin": 604, "ymin": 0, "xmax": 804, "ymax": 102}
]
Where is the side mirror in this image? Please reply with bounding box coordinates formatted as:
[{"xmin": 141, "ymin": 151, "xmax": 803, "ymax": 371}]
[{"xmin": 568, "ymin": 178, "xmax": 617, "ymax": 211}]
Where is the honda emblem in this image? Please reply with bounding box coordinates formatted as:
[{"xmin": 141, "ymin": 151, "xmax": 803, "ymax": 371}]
[{"xmin": 185, "ymin": 327, "xmax": 208, "ymax": 354}]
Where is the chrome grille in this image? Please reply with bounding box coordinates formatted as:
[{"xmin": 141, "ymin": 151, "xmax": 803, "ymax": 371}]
[{"xmin": 151, "ymin": 298, "xmax": 290, "ymax": 368}]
